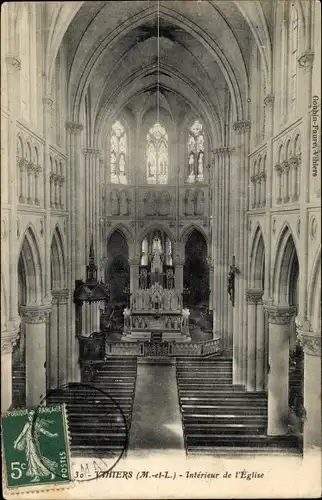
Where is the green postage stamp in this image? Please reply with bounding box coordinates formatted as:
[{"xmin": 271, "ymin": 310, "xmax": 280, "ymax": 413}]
[{"xmin": 2, "ymin": 405, "xmax": 73, "ymax": 492}]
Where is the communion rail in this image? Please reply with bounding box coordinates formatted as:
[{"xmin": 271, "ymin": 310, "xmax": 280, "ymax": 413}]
[{"xmin": 78, "ymin": 336, "xmax": 222, "ymax": 382}]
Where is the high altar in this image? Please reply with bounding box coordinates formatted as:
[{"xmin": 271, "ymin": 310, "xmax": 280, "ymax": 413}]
[{"xmin": 122, "ymin": 234, "xmax": 191, "ymax": 342}]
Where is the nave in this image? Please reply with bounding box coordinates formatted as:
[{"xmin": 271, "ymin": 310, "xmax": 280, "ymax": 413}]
[{"xmin": 1, "ymin": 1, "xmax": 321, "ymax": 473}]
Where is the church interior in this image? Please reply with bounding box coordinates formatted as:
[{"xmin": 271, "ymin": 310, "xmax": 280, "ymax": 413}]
[{"xmin": 1, "ymin": 1, "xmax": 321, "ymax": 460}]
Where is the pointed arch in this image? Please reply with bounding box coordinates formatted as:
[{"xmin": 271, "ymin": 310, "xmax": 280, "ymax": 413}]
[
  {"xmin": 138, "ymin": 223, "xmax": 175, "ymax": 250},
  {"xmin": 272, "ymin": 223, "xmax": 299, "ymax": 305},
  {"xmin": 308, "ymin": 245, "xmax": 321, "ymax": 333},
  {"xmin": 106, "ymin": 224, "xmax": 134, "ymax": 246},
  {"xmin": 51, "ymin": 225, "xmax": 66, "ymax": 289},
  {"xmin": 18, "ymin": 225, "xmax": 43, "ymax": 305},
  {"xmin": 180, "ymin": 224, "xmax": 208, "ymax": 249},
  {"xmin": 249, "ymin": 224, "xmax": 265, "ymax": 289}
]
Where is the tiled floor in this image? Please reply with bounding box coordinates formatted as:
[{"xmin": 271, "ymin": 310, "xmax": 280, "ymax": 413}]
[{"xmin": 128, "ymin": 364, "xmax": 185, "ymax": 454}]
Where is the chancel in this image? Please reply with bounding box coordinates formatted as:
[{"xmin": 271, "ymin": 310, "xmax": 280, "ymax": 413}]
[{"xmin": 1, "ymin": 0, "xmax": 321, "ymax": 477}]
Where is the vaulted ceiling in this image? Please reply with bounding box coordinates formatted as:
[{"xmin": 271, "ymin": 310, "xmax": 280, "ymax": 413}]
[{"xmin": 52, "ymin": 1, "xmax": 273, "ymax": 143}]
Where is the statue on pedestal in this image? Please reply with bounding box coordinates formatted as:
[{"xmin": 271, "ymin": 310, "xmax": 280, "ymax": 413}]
[{"xmin": 165, "ymin": 268, "xmax": 174, "ymax": 289}]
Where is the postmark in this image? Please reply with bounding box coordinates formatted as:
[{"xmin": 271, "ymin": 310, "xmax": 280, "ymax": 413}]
[
  {"xmin": 42, "ymin": 383, "xmax": 129, "ymax": 482},
  {"xmin": 2, "ymin": 405, "xmax": 73, "ymax": 493}
]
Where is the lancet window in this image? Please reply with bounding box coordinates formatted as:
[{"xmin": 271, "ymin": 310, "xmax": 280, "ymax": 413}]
[
  {"xmin": 110, "ymin": 121, "xmax": 127, "ymax": 184},
  {"xmin": 187, "ymin": 119, "xmax": 204, "ymax": 183},
  {"xmin": 146, "ymin": 123, "xmax": 168, "ymax": 184}
]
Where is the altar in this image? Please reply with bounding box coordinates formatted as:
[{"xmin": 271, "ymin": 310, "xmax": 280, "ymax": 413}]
[{"xmin": 121, "ymin": 231, "xmax": 191, "ymax": 343}]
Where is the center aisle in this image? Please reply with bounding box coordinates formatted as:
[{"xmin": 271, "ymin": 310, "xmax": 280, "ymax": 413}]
[{"xmin": 127, "ymin": 362, "xmax": 185, "ymax": 456}]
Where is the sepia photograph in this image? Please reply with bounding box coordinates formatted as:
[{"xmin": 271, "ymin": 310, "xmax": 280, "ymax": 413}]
[{"xmin": 1, "ymin": 1, "xmax": 321, "ymax": 498}]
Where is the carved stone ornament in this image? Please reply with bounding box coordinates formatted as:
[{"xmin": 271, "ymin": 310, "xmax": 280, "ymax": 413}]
[
  {"xmin": 52, "ymin": 288, "xmax": 69, "ymax": 304},
  {"xmin": 245, "ymin": 289, "xmax": 263, "ymax": 304},
  {"xmin": 1, "ymin": 327, "xmax": 20, "ymax": 354},
  {"xmin": 264, "ymin": 94, "xmax": 275, "ymax": 108},
  {"xmin": 281, "ymin": 160, "xmax": 290, "ymax": 172},
  {"xmin": 264, "ymin": 305, "xmax": 297, "ymax": 325},
  {"xmin": 65, "ymin": 122, "xmax": 83, "ymax": 134},
  {"xmin": 42, "ymin": 97, "xmax": 53, "ymax": 110},
  {"xmin": 5, "ymin": 55, "xmax": 21, "ymax": 73},
  {"xmin": 310, "ymin": 216, "xmax": 317, "ymax": 239},
  {"xmin": 212, "ymin": 146, "xmax": 235, "ymax": 156},
  {"xmin": 298, "ymin": 52, "xmax": 314, "ymax": 69},
  {"xmin": 296, "ymin": 318, "xmax": 321, "ymax": 356},
  {"xmin": 20, "ymin": 306, "xmax": 51, "ymax": 324},
  {"xmin": 233, "ymin": 120, "xmax": 251, "ymax": 134}
]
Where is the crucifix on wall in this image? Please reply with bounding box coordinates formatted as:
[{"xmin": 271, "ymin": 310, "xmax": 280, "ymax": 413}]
[{"xmin": 227, "ymin": 256, "xmax": 240, "ymax": 307}]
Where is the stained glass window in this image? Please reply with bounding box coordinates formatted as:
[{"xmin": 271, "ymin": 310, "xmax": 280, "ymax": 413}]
[
  {"xmin": 110, "ymin": 121, "xmax": 127, "ymax": 184},
  {"xmin": 146, "ymin": 123, "xmax": 168, "ymax": 184},
  {"xmin": 187, "ymin": 119, "xmax": 204, "ymax": 183}
]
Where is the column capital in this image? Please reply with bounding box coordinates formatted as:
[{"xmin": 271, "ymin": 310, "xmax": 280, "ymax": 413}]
[
  {"xmin": 20, "ymin": 305, "xmax": 51, "ymax": 324},
  {"xmin": 298, "ymin": 52, "xmax": 314, "ymax": 70},
  {"xmin": 281, "ymin": 160, "xmax": 290, "ymax": 171},
  {"xmin": 245, "ymin": 289, "xmax": 263, "ymax": 304},
  {"xmin": 212, "ymin": 146, "xmax": 235, "ymax": 156},
  {"xmin": 264, "ymin": 94, "xmax": 275, "ymax": 108},
  {"xmin": 289, "ymin": 155, "xmax": 300, "ymax": 167},
  {"xmin": 233, "ymin": 120, "xmax": 251, "ymax": 134},
  {"xmin": 1, "ymin": 319, "xmax": 21, "ymax": 354},
  {"xmin": 274, "ymin": 164, "xmax": 283, "ymax": 175},
  {"xmin": 65, "ymin": 121, "xmax": 83, "ymax": 134},
  {"xmin": 263, "ymin": 305, "xmax": 297, "ymax": 324},
  {"xmin": 297, "ymin": 331, "xmax": 321, "ymax": 357},
  {"xmin": 174, "ymin": 258, "xmax": 185, "ymax": 267},
  {"xmin": 83, "ymin": 148, "xmax": 100, "ymax": 156},
  {"xmin": 129, "ymin": 258, "xmax": 140, "ymax": 267},
  {"xmin": 295, "ymin": 316, "xmax": 321, "ymax": 356},
  {"xmin": 52, "ymin": 288, "xmax": 69, "ymax": 304},
  {"xmin": 42, "ymin": 97, "xmax": 53, "ymax": 110},
  {"xmin": 5, "ymin": 55, "xmax": 21, "ymax": 73}
]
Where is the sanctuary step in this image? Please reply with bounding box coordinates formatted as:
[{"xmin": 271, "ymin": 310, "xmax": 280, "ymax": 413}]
[
  {"xmin": 47, "ymin": 357, "xmax": 137, "ymax": 457},
  {"xmin": 176, "ymin": 357, "xmax": 302, "ymax": 456}
]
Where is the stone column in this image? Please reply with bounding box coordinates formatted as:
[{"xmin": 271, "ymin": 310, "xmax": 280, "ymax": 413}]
[
  {"xmin": 282, "ymin": 161, "xmax": 290, "ymax": 203},
  {"xmin": 174, "ymin": 259, "xmax": 184, "ymax": 305},
  {"xmin": 297, "ymin": 325, "xmax": 321, "ymax": 450},
  {"xmin": 265, "ymin": 305, "xmax": 296, "ymax": 435},
  {"xmin": 48, "ymin": 296, "xmax": 58, "ymax": 389},
  {"xmin": 21, "ymin": 306, "xmax": 50, "ymax": 407},
  {"xmin": 1, "ymin": 322, "xmax": 20, "ymax": 412},
  {"xmin": 289, "ymin": 155, "xmax": 300, "ymax": 202},
  {"xmin": 129, "ymin": 258, "xmax": 140, "ymax": 307},
  {"xmin": 246, "ymin": 290, "xmax": 263, "ymax": 391},
  {"xmin": 275, "ymin": 165, "xmax": 283, "ymax": 204},
  {"xmin": 256, "ymin": 301, "xmax": 266, "ymax": 391},
  {"xmin": 232, "ymin": 120, "xmax": 251, "ymax": 386},
  {"xmin": 56, "ymin": 289, "xmax": 69, "ymax": 387}
]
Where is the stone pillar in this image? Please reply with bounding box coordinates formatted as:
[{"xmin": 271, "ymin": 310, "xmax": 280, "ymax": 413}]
[
  {"xmin": 246, "ymin": 290, "xmax": 263, "ymax": 391},
  {"xmin": 297, "ymin": 325, "xmax": 321, "ymax": 450},
  {"xmin": 256, "ymin": 301, "xmax": 266, "ymax": 391},
  {"xmin": 57, "ymin": 290, "xmax": 69, "ymax": 387},
  {"xmin": 48, "ymin": 297, "xmax": 58, "ymax": 389},
  {"xmin": 232, "ymin": 121, "xmax": 251, "ymax": 386},
  {"xmin": 275, "ymin": 165, "xmax": 283, "ymax": 204},
  {"xmin": 174, "ymin": 259, "xmax": 184, "ymax": 305},
  {"xmin": 21, "ymin": 306, "xmax": 50, "ymax": 407},
  {"xmin": 265, "ymin": 305, "xmax": 296, "ymax": 435},
  {"xmin": 282, "ymin": 161, "xmax": 290, "ymax": 203},
  {"xmin": 1, "ymin": 322, "xmax": 20, "ymax": 412},
  {"xmin": 129, "ymin": 258, "xmax": 140, "ymax": 307}
]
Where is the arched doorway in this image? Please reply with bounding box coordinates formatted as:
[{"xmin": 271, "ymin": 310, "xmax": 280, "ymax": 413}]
[
  {"xmin": 12, "ymin": 227, "xmax": 43, "ymax": 407},
  {"xmin": 106, "ymin": 230, "xmax": 130, "ymax": 306},
  {"xmin": 183, "ymin": 229, "xmax": 209, "ymax": 309},
  {"xmin": 49, "ymin": 226, "xmax": 68, "ymax": 389},
  {"xmin": 269, "ymin": 225, "xmax": 303, "ymax": 435},
  {"xmin": 247, "ymin": 227, "xmax": 266, "ymax": 392}
]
